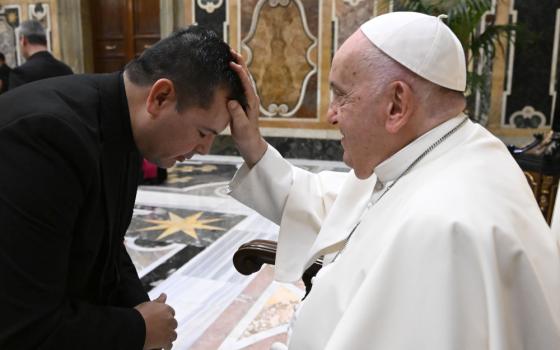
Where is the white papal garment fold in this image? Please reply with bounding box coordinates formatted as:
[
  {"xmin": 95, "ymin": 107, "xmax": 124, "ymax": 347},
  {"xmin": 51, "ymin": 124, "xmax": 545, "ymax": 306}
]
[
  {"xmin": 229, "ymin": 115, "xmax": 560, "ymax": 350},
  {"xmin": 551, "ymin": 184, "xmax": 560, "ymax": 243}
]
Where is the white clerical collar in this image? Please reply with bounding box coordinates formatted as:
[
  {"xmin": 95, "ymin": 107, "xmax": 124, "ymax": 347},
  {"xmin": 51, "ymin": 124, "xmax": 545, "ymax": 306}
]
[{"xmin": 374, "ymin": 113, "xmax": 467, "ymax": 184}]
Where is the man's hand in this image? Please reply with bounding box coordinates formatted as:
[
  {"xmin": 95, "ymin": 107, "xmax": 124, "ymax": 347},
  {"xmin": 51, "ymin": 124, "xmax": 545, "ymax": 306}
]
[
  {"xmin": 228, "ymin": 50, "xmax": 268, "ymax": 168},
  {"xmin": 135, "ymin": 293, "xmax": 178, "ymax": 350}
]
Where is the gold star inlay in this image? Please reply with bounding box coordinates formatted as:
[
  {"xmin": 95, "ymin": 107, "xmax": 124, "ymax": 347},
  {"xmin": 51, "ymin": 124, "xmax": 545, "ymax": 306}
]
[{"xmin": 139, "ymin": 211, "xmax": 224, "ymax": 240}]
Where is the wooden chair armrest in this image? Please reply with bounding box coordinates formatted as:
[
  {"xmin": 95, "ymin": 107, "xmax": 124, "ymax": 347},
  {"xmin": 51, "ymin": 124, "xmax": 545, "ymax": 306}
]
[
  {"xmin": 233, "ymin": 239, "xmax": 323, "ymax": 296},
  {"xmin": 233, "ymin": 239, "xmax": 278, "ymax": 275}
]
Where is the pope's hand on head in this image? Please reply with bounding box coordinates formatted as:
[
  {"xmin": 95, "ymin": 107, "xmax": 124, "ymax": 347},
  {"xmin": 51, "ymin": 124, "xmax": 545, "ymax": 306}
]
[{"xmin": 228, "ymin": 50, "xmax": 267, "ymax": 168}]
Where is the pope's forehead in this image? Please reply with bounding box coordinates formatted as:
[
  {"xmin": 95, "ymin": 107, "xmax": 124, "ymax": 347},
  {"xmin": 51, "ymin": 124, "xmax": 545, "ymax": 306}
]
[
  {"xmin": 333, "ymin": 31, "xmax": 371, "ymax": 67},
  {"xmin": 331, "ymin": 35, "xmax": 371, "ymax": 81}
]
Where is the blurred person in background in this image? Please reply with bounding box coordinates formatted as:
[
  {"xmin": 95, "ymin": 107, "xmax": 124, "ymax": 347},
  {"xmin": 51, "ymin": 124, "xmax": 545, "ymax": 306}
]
[
  {"xmin": 9, "ymin": 19, "xmax": 72, "ymax": 90},
  {"xmin": 0, "ymin": 52, "xmax": 11, "ymax": 93}
]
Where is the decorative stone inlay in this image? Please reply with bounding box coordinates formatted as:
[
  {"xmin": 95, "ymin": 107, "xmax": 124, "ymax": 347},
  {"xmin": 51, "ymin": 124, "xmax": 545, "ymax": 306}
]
[
  {"xmin": 242, "ymin": 0, "xmax": 318, "ymax": 118},
  {"xmin": 510, "ymin": 106, "xmax": 546, "ymax": 128},
  {"xmin": 197, "ymin": 0, "xmax": 224, "ymax": 14},
  {"xmin": 343, "ymin": 0, "xmax": 366, "ymax": 7},
  {"xmin": 0, "ymin": 5, "xmax": 21, "ymax": 67}
]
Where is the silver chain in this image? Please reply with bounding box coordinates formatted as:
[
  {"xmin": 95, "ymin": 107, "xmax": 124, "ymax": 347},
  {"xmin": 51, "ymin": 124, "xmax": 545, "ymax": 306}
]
[{"xmin": 332, "ymin": 117, "xmax": 469, "ymax": 262}]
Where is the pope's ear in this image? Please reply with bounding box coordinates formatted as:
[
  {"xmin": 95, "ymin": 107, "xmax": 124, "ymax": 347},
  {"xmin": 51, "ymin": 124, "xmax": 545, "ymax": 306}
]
[
  {"xmin": 146, "ymin": 79, "xmax": 177, "ymax": 118},
  {"xmin": 384, "ymin": 80, "xmax": 412, "ymax": 134}
]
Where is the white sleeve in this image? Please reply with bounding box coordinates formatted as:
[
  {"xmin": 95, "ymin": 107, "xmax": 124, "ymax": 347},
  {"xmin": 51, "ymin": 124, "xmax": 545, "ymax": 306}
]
[
  {"xmin": 551, "ymin": 179, "xmax": 560, "ymax": 244},
  {"xmin": 229, "ymin": 144, "xmax": 346, "ymax": 225},
  {"xmin": 229, "ymin": 144, "xmax": 349, "ymax": 282},
  {"xmin": 229, "ymin": 145, "xmax": 293, "ymax": 224}
]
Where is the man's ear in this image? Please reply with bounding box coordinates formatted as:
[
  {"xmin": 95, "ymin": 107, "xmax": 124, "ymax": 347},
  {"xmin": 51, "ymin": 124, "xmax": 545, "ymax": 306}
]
[
  {"xmin": 146, "ymin": 79, "xmax": 177, "ymax": 118},
  {"xmin": 384, "ymin": 80, "xmax": 413, "ymax": 134}
]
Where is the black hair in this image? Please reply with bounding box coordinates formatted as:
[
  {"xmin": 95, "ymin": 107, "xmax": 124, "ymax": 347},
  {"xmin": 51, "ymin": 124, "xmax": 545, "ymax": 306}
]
[
  {"xmin": 125, "ymin": 26, "xmax": 247, "ymax": 111},
  {"xmin": 0, "ymin": 52, "xmax": 5, "ymax": 62}
]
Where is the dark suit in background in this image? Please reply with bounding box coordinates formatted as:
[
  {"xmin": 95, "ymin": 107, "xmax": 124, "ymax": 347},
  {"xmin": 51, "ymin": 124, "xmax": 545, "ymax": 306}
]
[
  {"xmin": 0, "ymin": 73, "xmax": 148, "ymax": 349},
  {"xmin": 0, "ymin": 62, "xmax": 11, "ymax": 93},
  {"xmin": 9, "ymin": 51, "xmax": 73, "ymax": 90}
]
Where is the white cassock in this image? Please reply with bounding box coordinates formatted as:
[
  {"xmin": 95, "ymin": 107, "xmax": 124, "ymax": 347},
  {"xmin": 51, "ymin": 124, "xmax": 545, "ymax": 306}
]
[
  {"xmin": 229, "ymin": 115, "xmax": 560, "ymax": 349},
  {"xmin": 551, "ymin": 184, "xmax": 560, "ymax": 243}
]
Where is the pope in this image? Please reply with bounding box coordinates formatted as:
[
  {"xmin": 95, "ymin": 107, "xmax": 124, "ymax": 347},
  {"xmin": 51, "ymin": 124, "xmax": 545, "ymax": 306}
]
[{"xmin": 227, "ymin": 11, "xmax": 560, "ymax": 350}]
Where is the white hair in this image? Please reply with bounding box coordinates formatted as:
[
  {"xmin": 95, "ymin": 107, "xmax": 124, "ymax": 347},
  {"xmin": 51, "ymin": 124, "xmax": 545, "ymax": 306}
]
[
  {"xmin": 360, "ymin": 42, "xmax": 465, "ymax": 114},
  {"xmin": 19, "ymin": 20, "xmax": 46, "ymax": 38}
]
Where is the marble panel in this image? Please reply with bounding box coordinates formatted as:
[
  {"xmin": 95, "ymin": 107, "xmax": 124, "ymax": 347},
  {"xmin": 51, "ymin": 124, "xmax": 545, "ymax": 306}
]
[
  {"xmin": 190, "ymin": 265, "xmax": 278, "ymax": 350},
  {"xmin": 296, "ymin": 66, "xmax": 318, "ymax": 119},
  {"xmin": 195, "ymin": 0, "xmax": 226, "ymax": 39},
  {"xmin": 502, "ymin": 0, "xmax": 558, "ymax": 128},
  {"xmin": 240, "ymin": 0, "xmax": 260, "ymax": 43},
  {"xmin": 191, "ymin": 265, "xmax": 305, "ymax": 350},
  {"xmin": 181, "ymin": 181, "xmax": 231, "ymax": 197},
  {"xmin": 127, "ymin": 205, "xmax": 246, "ymax": 246},
  {"xmin": 334, "ymin": 0, "xmax": 374, "ymax": 51},
  {"xmin": 57, "ymin": 0, "xmax": 87, "ymax": 73},
  {"xmin": 148, "ymin": 226, "xmax": 280, "ymax": 349},
  {"xmin": 125, "ymin": 203, "xmax": 247, "ymax": 293},
  {"xmin": 140, "ymin": 244, "xmax": 205, "ymax": 291},
  {"xmin": 135, "ymin": 189, "xmax": 255, "ymax": 217},
  {"xmin": 124, "ymin": 235, "xmax": 186, "ymax": 277},
  {"xmin": 0, "ymin": 5, "xmax": 21, "ymax": 67},
  {"xmin": 242, "ymin": 0, "xmax": 318, "ymax": 118},
  {"xmin": 219, "ymin": 278, "xmax": 304, "ymax": 349},
  {"xmin": 28, "ymin": 3, "xmax": 51, "ymax": 49},
  {"xmin": 197, "ymin": 0, "xmax": 224, "ymax": 14}
]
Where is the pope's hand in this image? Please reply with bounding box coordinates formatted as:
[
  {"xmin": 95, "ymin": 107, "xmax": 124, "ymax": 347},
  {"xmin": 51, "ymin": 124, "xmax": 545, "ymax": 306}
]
[{"xmin": 228, "ymin": 50, "xmax": 267, "ymax": 168}]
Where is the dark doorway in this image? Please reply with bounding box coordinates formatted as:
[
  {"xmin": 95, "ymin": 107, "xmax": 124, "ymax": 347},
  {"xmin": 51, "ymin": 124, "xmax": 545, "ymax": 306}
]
[{"xmin": 90, "ymin": 0, "xmax": 160, "ymax": 73}]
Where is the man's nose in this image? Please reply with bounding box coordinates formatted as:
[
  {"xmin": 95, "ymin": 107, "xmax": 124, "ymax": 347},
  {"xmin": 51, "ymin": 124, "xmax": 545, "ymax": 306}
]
[{"xmin": 196, "ymin": 134, "xmax": 215, "ymax": 155}]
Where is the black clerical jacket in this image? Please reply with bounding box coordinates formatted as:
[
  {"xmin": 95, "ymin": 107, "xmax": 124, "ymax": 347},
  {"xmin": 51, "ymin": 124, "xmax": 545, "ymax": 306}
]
[
  {"xmin": 0, "ymin": 63, "xmax": 10, "ymax": 93},
  {"xmin": 0, "ymin": 73, "xmax": 149, "ymax": 349},
  {"xmin": 9, "ymin": 51, "xmax": 73, "ymax": 90}
]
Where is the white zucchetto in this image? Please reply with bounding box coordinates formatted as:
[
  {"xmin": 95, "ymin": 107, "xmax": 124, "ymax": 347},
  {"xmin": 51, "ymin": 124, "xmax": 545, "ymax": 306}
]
[{"xmin": 360, "ymin": 11, "xmax": 467, "ymax": 91}]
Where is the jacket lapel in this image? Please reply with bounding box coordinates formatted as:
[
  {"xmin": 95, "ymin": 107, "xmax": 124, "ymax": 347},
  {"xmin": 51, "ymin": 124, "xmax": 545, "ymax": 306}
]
[{"xmin": 96, "ymin": 72, "xmax": 130, "ymax": 235}]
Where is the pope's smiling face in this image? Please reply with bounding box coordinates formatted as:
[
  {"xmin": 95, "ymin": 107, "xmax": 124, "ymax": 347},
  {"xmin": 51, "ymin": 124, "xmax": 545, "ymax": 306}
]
[{"xmin": 327, "ymin": 31, "xmax": 391, "ymax": 179}]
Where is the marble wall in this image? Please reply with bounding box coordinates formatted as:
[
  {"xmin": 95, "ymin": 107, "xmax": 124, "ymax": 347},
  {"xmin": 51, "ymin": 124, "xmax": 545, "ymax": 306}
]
[
  {"xmin": 186, "ymin": 0, "xmax": 393, "ymax": 134},
  {"xmin": 57, "ymin": 0, "xmax": 90, "ymax": 74},
  {"xmin": 486, "ymin": 0, "xmax": 560, "ymax": 140},
  {"xmin": 3, "ymin": 1, "xmax": 560, "ymax": 156},
  {"xmin": 241, "ymin": 0, "xmax": 318, "ymax": 119},
  {"xmin": 181, "ymin": 0, "xmax": 560, "ymax": 145},
  {"xmin": 186, "ymin": 0, "xmax": 335, "ymax": 132}
]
